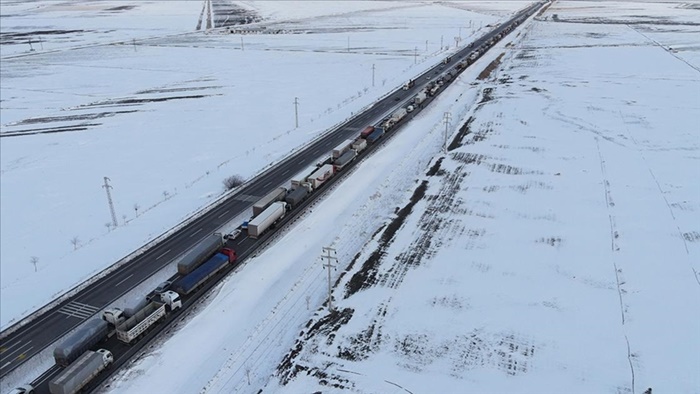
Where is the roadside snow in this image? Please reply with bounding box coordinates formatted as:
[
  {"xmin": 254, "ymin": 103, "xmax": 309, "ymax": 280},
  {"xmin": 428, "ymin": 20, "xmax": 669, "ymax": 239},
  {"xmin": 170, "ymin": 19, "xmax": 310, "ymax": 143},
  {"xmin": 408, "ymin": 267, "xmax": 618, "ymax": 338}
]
[{"xmin": 0, "ymin": 0, "xmax": 506, "ymax": 330}]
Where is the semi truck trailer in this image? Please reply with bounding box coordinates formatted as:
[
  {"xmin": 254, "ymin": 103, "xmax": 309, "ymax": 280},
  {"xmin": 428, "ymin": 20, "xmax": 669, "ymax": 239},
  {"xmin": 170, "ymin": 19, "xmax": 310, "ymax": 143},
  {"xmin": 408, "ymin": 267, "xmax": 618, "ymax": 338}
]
[
  {"xmin": 176, "ymin": 233, "xmax": 225, "ymax": 275},
  {"xmin": 252, "ymin": 187, "xmax": 287, "ymax": 217},
  {"xmin": 247, "ymin": 202, "xmax": 287, "ymax": 239},
  {"xmin": 172, "ymin": 248, "xmax": 237, "ymax": 295},
  {"xmin": 103, "ymin": 291, "xmax": 182, "ymax": 344},
  {"xmin": 49, "ymin": 349, "xmax": 113, "ymax": 394},
  {"xmin": 53, "ymin": 319, "xmax": 109, "ymax": 367}
]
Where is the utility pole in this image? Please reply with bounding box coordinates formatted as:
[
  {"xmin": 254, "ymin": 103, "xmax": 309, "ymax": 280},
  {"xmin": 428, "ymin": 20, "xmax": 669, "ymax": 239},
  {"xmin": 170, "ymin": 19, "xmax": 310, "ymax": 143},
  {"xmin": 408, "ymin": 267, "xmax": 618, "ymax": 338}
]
[
  {"xmin": 443, "ymin": 112, "xmax": 452, "ymax": 154},
  {"xmin": 425, "ymin": 40, "xmax": 428, "ymax": 52},
  {"xmin": 102, "ymin": 177, "xmax": 118, "ymax": 228},
  {"xmin": 414, "ymin": 46, "xmax": 418, "ymax": 64},
  {"xmin": 321, "ymin": 247, "xmax": 337, "ymax": 312},
  {"xmin": 440, "ymin": 35, "xmax": 444, "ymax": 50},
  {"xmin": 206, "ymin": 0, "xmax": 213, "ymax": 30},
  {"xmin": 241, "ymin": 36, "xmax": 244, "ymax": 51},
  {"xmin": 293, "ymin": 97, "xmax": 300, "ymax": 128},
  {"xmin": 459, "ymin": 26, "xmax": 462, "ymax": 39},
  {"xmin": 371, "ymin": 63, "xmax": 375, "ymax": 87},
  {"xmin": 455, "ymin": 36, "xmax": 459, "ymax": 48}
]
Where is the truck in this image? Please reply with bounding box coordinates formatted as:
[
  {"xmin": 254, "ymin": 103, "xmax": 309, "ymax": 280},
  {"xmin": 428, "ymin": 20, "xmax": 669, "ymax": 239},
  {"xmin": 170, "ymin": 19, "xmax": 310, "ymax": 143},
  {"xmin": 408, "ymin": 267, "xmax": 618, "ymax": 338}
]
[
  {"xmin": 285, "ymin": 186, "xmax": 309, "ymax": 208},
  {"xmin": 53, "ymin": 319, "xmax": 109, "ymax": 367},
  {"xmin": 49, "ymin": 349, "xmax": 113, "ymax": 394},
  {"xmin": 390, "ymin": 108, "xmax": 408, "ymax": 124},
  {"xmin": 246, "ymin": 202, "xmax": 287, "ymax": 239},
  {"xmin": 101, "ymin": 297, "xmax": 148, "ymax": 328},
  {"xmin": 333, "ymin": 149, "xmax": 357, "ymax": 171},
  {"xmin": 290, "ymin": 164, "xmax": 318, "ymax": 189},
  {"xmin": 351, "ymin": 138, "xmax": 367, "ymax": 153},
  {"xmin": 442, "ymin": 56, "xmax": 452, "ymax": 64},
  {"xmin": 252, "ymin": 187, "xmax": 287, "ymax": 216},
  {"xmin": 173, "ymin": 248, "xmax": 237, "ymax": 295},
  {"xmin": 106, "ymin": 291, "xmax": 182, "ymax": 344},
  {"xmin": 331, "ymin": 139, "xmax": 354, "ymax": 159},
  {"xmin": 402, "ymin": 79, "xmax": 415, "ymax": 90},
  {"xmin": 366, "ymin": 127, "xmax": 385, "ymax": 144},
  {"xmin": 429, "ymin": 85, "xmax": 440, "ymax": 96},
  {"xmin": 359, "ymin": 125, "xmax": 375, "ymax": 138},
  {"xmin": 308, "ymin": 164, "xmax": 334, "ymax": 189},
  {"xmin": 413, "ymin": 92, "xmax": 427, "ymax": 105},
  {"xmin": 176, "ymin": 233, "xmax": 224, "ymax": 275}
]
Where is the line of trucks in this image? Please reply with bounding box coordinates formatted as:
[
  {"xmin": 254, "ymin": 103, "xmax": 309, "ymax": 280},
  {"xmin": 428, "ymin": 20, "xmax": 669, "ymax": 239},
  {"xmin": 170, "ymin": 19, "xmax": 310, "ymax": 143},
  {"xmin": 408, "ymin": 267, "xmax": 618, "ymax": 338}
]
[
  {"xmin": 239, "ymin": 123, "xmax": 393, "ymax": 240},
  {"xmin": 37, "ymin": 15, "xmax": 533, "ymax": 394},
  {"xmin": 47, "ymin": 234, "xmax": 236, "ymax": 394}
]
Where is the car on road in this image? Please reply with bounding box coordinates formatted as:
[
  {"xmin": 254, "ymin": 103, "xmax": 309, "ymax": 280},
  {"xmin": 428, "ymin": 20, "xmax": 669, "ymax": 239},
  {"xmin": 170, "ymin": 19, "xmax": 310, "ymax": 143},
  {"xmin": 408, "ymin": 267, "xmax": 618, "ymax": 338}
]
[{"xmin": 153, "ymin": 280, "xmax": 172, "ymax": 295}]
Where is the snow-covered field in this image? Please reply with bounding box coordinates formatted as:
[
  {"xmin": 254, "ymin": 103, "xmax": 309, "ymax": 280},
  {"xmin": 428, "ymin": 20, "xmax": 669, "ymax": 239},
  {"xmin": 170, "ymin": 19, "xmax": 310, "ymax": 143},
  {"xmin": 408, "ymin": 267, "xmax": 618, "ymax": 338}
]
[
  {"xmin": 2, "ymin": 0, "xmax": 698, "ymax": 393},
  {"xmin": 0, "ymin": 0, "xmax": 504, "ymax": 330}
]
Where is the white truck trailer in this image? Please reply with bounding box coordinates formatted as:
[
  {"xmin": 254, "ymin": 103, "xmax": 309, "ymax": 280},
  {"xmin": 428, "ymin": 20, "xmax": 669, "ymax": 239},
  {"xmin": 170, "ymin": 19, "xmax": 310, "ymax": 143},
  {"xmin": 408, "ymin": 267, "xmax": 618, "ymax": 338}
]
[
  {"xmin": 308, "ymin": 164, "xmax": 334, "ymax": 189},
  {"xmin": 252, "ymin": 187, "xmax": 287, "ymax": 216},
  {"xmin": 49, "ymin": 349, "xmax": 113, "ymax": 394},
  {"xmin": 103, "ymin": 291, "xmax": 181, "ymax": 344},
  {"xmin": 331, "ymin": 139, "xmax": 354, "ymax": 159},
  {"xmin": 290, "ymin": 164, "xmax": 318, "ymax": 189},
  {"xmin": 247, "ymin": 201, "xmax": 287, "ymax": 239},
  {"xmin": 390, "ymin": 108, "xmax": 408, "ymax": 124},
  {"xmin": 351, "ymin": 138, "xmax": 367, "ymax": 153}
]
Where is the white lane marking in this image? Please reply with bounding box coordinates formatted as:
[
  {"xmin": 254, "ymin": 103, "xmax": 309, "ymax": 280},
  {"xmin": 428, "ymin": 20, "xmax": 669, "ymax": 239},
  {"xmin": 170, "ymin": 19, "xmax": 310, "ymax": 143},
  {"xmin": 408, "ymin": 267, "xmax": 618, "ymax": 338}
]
[
  {"xmin": 0, "ymin": 341, "xmax": 33, "ymax": 365},
  {"xmin": 282, "ymin": 169, "xmax": 290, "ymax": 175},
  {"xmin": 114, "ymin": 274, "xmax": 134, "ymax": 287},
  {"xmin": 0, "ymin": 339, "xmax": 23, "ymax": 354},
  {"xmin": 263, "ymin": 181, "xmax": 271, "ymax": 188},
  {"xmin": 189, "ymin": 228, "xmax": 203, "ymax": 238},
  {"xmin": 218, "ymin": 209, "xmax": 230, "ymax": 219},
  {"xmin": 237, "ymin": 236, "xmax": 247, "ymax": 245},
  {"xmin": 156, "ymin": 249, "xmax": 171, "ymax": 260},
  {"xmin": 298, "ymin": 160, "xmax": 304, "ymax": 165},
  {"xmin": 57, "ymin": 301, "xmax": 100, "ymax": 319}
]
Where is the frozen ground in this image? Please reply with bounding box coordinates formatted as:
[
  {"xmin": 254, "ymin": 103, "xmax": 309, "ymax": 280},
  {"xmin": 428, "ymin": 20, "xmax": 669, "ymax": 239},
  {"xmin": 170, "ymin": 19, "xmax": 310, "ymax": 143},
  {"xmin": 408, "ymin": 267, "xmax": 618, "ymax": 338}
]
[
  {"xmin": 268, "ymin": 2, "xmax": 700, "ymax": 394},
  {"xmin": 100, "ymin": 1, "xmax": 700, "ymax": 394},
  {"xmin": 0, "ymin": 0, "xmax": 506, "ymax": 330}
]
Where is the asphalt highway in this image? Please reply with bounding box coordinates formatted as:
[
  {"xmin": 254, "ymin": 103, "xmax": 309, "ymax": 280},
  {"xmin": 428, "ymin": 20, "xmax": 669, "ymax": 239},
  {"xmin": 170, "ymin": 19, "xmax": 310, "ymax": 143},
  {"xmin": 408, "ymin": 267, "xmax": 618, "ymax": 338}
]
[{"xmin": 1, "ymin": 2, "xmax": 545, "ymax": 388}]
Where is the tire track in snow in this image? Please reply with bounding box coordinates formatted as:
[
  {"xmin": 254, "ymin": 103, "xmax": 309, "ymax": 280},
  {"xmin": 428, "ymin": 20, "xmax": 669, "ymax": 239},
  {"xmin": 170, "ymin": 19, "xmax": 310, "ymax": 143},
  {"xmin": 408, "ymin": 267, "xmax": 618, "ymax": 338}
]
[
  {"xmin": 617, "ymin": 110, "xmax": 700, "ymax": 288},
  {"xmin": 595, "ymin": 137, "xmax": 635, "ymax": 394}
]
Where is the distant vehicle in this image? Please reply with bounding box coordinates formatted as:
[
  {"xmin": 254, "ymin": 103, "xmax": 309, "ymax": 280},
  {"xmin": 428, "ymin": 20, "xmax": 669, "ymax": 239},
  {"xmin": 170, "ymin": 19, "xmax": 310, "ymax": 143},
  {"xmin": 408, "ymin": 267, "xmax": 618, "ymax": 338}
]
[
  {"xmin": 333, "ymin": 149, "xmax": 357, "ymax": 171},
  {"xmin": 360, "ymin": 125, "xmax": 375, "ymax": 138},
  {"xmin": 351, "ymin": 138, "xmax": 367, "ymax": 153},
  {"xmin": 153, "ymin": 280, "xmax": 172, "ymax": 296},
  {"xmin": 366, "ymin": 127, "xmax": 385, "ymax": 144},
  {"xmin": 406, "ymin": 105, "xmax": 415, "ymax": 113},
  {"xmin": 49, "ymin": 349, "xmax": 113, "ymax": 394},
  {"xmin": 225, "ymin": 229, "xmax": 241, "ymax": 240},
  {"xmin": 9, "ymin": 385, "xmax": 33, "ymax": 394},
  {"xmin": 402, "ymin": 79, "xmax": 415, "ymax": 90}
]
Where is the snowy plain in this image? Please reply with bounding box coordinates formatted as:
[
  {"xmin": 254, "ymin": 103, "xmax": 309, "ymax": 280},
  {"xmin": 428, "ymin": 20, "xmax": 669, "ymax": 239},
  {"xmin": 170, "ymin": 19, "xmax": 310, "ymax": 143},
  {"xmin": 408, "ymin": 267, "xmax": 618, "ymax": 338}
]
[
  {"xmin": 101, "ymin": 1, "xmax": 699, "ymax": 394},
  {"xmin": 1, "ymin": 0, "xmax": 698, "ymax": 393},
  {"xmin": 0, "ymin": 0, "xmax": 503, "ymax": 330}
]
